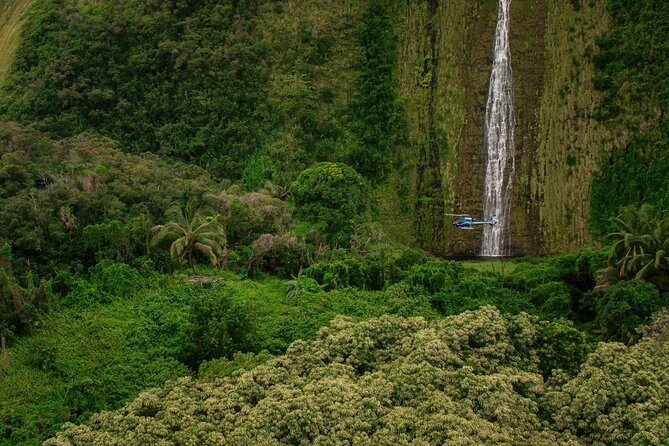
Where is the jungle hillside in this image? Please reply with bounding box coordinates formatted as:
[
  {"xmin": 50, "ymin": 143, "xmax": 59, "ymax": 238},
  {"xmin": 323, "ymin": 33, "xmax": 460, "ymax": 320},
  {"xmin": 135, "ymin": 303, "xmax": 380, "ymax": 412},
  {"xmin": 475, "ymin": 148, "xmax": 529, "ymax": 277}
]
[{"xmin": 0, "ymin": 0, "xmax": 667, "ymax": 445}]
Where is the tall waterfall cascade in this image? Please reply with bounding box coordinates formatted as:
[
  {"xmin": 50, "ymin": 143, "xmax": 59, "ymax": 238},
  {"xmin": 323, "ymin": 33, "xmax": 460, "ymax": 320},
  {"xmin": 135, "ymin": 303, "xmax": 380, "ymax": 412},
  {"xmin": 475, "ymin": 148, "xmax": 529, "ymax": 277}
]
[{"xmin": 480, "ymin": 0, "xmax": 515, "ymax": 257}]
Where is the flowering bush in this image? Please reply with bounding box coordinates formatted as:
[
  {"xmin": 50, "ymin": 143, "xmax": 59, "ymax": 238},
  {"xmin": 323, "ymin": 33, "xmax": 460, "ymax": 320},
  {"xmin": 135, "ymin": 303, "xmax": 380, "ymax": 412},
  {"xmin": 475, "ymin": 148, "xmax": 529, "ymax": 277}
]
[{"xmin": 44, "ymin": 307, "xmax": 668, "ymax": 445}]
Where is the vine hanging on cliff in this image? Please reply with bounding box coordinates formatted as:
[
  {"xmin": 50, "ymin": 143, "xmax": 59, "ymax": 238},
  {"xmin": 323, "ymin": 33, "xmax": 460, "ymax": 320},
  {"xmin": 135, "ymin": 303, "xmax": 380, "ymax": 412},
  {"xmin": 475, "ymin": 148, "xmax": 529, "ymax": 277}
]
[{"xmin": 414, "ymin": 0, "xmax": 445, "ymax": 253}]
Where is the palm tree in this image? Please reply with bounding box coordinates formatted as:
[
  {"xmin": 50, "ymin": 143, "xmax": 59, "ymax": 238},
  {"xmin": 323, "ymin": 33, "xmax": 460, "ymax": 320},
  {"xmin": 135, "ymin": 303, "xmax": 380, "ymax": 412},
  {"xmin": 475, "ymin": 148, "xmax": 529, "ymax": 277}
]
[
  {"xmin": 605, "ymin": 204, "xmax": 669, "ymax": 288},
  {"xmin": 151, "ymin": 200, "xmax": 226, "ymax": 270}
]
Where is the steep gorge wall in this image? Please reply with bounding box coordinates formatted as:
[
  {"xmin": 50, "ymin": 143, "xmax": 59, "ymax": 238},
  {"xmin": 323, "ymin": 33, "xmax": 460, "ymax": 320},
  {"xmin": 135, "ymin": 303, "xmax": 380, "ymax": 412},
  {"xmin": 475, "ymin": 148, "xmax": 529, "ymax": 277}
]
[
  {"xmin": 531, "ymin": 0, "xmax": 618, "ymax": 254},
  {"xmin": 257, "ymin": 0, "xmax": 363, "ymax": 185},
  {"xmin": 263, "ymin": 0, "xmax": 613, "ymax": 257},
  {"xmin": 393, "ymin": 0, "xmax": 498, "ymax": 256},
  {"xmin": 506, "ymin": 0, "xmax": 547, "ymax": 256},
  {"xmin": 393, "ymin": 0, "xmax": 613, "ymax": 256}
]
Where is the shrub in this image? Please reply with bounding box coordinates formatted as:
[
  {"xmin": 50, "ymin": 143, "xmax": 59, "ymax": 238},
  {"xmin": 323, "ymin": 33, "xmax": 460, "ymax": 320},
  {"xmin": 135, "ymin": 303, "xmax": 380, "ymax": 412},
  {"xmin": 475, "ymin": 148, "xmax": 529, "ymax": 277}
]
[
  {"xmin": 284, "ymin": 274, "xmax": 324, "ymax": 299},
  {"xmin": 45, "ymin": 308, "xmax": 605, "ymax": 445},
  {"xmin": 431, "ymin": 272, "xmax": 533, "ymax": 317},
  {"xmin": 0, "ymin": 244, "xmax": 50, "ymax": 338},
  {"xmin": 529, "ymin": 282, "xmax": 572, "ymax": 319},
  {"xmin": 381, "ymin": 282, "xmax": 436, "ymax": 319},
  {"xmin": 544, "ymin": 319, "xmax": 669, "ymax": 445},
  {"xmin": 362, "ymin": 244, "xmax": 427, "ymax": 289},
  {"xmin": 0, "ymin": 284, "xmax": 192, "ymax": 445},
  {"xmin": 305, "ymin": 257, "xmax": 370, "ymax": 290},
  {"xmin": 207, "ymin": 189, "xmax": 292, "ymax": 249},
  {"xmin": 60, "ymin": 261, "xmax": 141, "ymax": 307},
  {"xmin": 82, "ymin": 216, "xmax": 153, "ymax": 263},
  {"xmin": 291, "ymin": 162, "xmax": 369, "ymax": 244},
  {"xmin": 187, "ymin": 287, "xmax": 257, "ymax": 367},
  {"xmin": 429, "ymin": 289, "xmax": 479, "ymax": 316},
  {"xmin": 198, "ymin": 350, "xmax": 273, "ymax": 382},
  {"xmin": 403, "ymin": 259, "xmax": 463, "ymax": 294},
  {"xmin": 540, "ymin": 294, "xmax": 573, "ymax": 320},
  {"xmin": 304, "ymin": 244, "xmax": 427, "ymax": 291},
  {"xmin": 87, "ymin": 261, "xmax": 140, "ymax": 299},
  {"xmin": 505, "ymin": 263, "xmax": 561, "ymax": 291},
  {"xmin": 595, "ymin": 279, "xmax": 668, "ymax": 343},
  {"xmin": 548, "ymin": 248, "xmax": 607, "ymax": 293},
  {"xmin": 247, "ymin": 233, "xmax": 308, "ymax": 278},
  {"xmin": 534, "ymin": 318, "xmax": 590, "ymax": 377}
]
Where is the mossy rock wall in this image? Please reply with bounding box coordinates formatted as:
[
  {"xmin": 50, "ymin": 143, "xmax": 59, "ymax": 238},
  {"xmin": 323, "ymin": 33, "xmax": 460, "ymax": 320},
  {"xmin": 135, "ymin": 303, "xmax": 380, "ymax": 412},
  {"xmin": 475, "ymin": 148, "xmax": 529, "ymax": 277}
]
[
  {"xmin": 393, "ymin": 0, "xmax": 615, "ymax": 256},
  {"xmin": 531, "ymin": 0, "xmax": 619, "ymax": 254},
  {"xmin": 393, "ymin": 0, "xmax": 498, "ymax": 256},
  {"xmin": 507, "ymin": 0, "xmax": 548, "ymax": 256}
]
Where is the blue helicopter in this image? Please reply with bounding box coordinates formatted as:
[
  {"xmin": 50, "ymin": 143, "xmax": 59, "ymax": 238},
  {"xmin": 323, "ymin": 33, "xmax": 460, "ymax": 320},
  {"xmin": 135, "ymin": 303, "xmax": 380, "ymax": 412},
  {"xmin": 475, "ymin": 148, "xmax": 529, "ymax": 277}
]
[{"xmin": 450, "ymin": 214, "xmax": 498, "ymax": 230}]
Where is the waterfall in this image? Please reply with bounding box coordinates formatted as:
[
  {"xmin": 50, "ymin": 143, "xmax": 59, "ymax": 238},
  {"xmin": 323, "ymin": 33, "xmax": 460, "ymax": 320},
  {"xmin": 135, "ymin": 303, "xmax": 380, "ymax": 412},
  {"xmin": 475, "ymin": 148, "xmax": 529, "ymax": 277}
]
[{"xmin": 481, "ymin": 0, "xmax": 515, "ymax": 257}]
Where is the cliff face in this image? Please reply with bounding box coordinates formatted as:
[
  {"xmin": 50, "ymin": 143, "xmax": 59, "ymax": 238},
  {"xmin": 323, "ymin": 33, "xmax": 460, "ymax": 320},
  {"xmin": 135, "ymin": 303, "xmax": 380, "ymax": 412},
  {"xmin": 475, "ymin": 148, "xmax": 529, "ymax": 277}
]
[
  {"xmin": 394, "ymin": 0, "xmax": 499, "ymax": 256},
  {"xmin": 392, "ymin": 0, "xmax": 612, "ymax": 256},
  {"xmin": 532, "ymin": 0, "xmax": 619, "ymax": 254},
  {"xmin": 506, "ymin": 0, "xmax": 547, "ymax": 256}
]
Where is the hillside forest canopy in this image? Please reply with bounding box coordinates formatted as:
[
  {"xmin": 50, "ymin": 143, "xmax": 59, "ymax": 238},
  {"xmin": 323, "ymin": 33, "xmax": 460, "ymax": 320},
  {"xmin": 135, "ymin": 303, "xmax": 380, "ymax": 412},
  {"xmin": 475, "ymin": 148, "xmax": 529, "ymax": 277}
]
[{"xmin": 0, "ymin": 0, "xmax": 667, "ymax": 445}]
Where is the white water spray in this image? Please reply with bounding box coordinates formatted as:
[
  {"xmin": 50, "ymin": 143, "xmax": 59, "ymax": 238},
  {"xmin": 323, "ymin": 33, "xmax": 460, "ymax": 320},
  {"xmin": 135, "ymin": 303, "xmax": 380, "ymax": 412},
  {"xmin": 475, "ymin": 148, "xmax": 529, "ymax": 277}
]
[{"xmin": 481, "ymin": 0, "xmax": 515, "ymax": 257}]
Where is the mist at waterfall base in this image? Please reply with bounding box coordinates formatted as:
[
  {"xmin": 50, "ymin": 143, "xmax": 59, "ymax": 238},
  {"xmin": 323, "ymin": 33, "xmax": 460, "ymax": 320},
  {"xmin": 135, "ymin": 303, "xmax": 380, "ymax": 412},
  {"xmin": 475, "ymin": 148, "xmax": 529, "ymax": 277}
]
[{"xmin": 480, "ymin": 0, "xmax": 515, "ymax": 257}]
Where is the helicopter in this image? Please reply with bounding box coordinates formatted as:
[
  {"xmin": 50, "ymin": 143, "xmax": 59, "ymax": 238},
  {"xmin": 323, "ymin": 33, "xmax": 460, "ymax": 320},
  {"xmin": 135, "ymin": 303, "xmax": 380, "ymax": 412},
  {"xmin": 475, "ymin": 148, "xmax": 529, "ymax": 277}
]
[{"xmin": 449, "ymin": 214, "xmax": 498, "ymax": 230}]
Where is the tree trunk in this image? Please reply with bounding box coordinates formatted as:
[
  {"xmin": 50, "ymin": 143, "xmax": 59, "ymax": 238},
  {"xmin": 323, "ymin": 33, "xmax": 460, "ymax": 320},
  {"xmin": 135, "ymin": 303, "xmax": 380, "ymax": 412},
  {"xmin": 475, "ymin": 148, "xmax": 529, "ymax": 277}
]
[{"xmin": 1, "ymin": 336, "xmax": 7, "ymax": 369}]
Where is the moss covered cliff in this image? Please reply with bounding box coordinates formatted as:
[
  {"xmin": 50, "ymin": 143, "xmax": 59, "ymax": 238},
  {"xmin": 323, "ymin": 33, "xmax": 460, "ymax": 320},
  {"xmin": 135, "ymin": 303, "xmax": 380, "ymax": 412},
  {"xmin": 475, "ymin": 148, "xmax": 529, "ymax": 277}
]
[
  {"xmin": 390, "ymin": 0, "xmax": 498, "ymax": 256},
  {"xmin": 389, "ymin": 0, "xmax": 614, "ymax": 256},
  {"xmin": 532, "ymin": 0, "xmax": 618, "ymax": 254}
]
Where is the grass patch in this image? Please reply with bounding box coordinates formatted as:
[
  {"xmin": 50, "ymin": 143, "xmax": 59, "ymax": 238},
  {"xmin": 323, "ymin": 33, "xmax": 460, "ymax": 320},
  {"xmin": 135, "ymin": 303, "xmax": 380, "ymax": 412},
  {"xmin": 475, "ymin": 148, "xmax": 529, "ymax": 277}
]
[
  {"xmin": 460, "ymin": 259, "xmax": 523, "ymax": 275},
  {"xmin": 0, "ymin": 0, "xmax": 31, "ymax": 81}
]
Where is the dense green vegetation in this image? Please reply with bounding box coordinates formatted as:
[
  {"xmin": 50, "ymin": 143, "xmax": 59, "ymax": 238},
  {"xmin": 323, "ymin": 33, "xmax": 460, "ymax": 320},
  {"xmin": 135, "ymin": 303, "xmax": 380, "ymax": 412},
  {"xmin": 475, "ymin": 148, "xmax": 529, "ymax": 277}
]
[
  {"xmin": 600, "ymin": 204, "xmax": 669, "ymax": 291},
  {"xmin": 0, "ymin": 0, "xmax": 272, "ymax": 180},
  {"xmin": 0, "ymin": 123, "xmax": 217, "ymax": 270},
  {"xmin": 151, "ymin": 199, "xmax": 227, "ymax": 270},
  {"xmin": 0, "ymin": 268, "xmax": 192, "ymax": 444},
  {"xmin": 0, "ymin": 0, "xmax": 405, "ymax": 188},
  {"xmin": 349, "ymin": 0, "xmax": 404, "ymax": 180},
  {"xmin": 2, "ymin": 0, "xmax": 666, "ymax": 246},
  {"xmin": 0, "ymin": 123, "xmax": 217, "ymax": 338},
  {"xmin": 590, "ymin": 0, "xmax": 669, "ymax": 235},
  {"xmin": 0, "ymin": 0, "xmax": 667, "ymax": 445},
  {"xmin": 42, "ymin": 307, "xmax": 669, "ymax": 446},
  {"xmin": 291, "ymin": 162, "xmax": 371, "ymax": 244},
  {"xmin": 0, "ymin": 124, "xmax": 378, "ymax": 340},
  {"xmin": 1, "ymin": 121, "xmax": 662, "ymax": 443},
  {"xmin": 5, "ymin": 240, "xmax": 669, "ymax": 445}
]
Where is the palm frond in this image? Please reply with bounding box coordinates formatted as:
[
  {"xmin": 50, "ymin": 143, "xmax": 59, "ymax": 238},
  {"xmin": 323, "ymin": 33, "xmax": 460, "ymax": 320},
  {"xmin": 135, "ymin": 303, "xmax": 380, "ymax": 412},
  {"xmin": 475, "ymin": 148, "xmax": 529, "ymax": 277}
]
[
  {"xmin": 170, "ymin": 237, "xmax": 189, "ymax": 261},
  {"xmin": 194, "ymin": 242, "xmax": 218, "ymax": 266},
  {"xmin": 193, "ymin": 219, "xmax": 225, "ymax": 236},
  {"xmin": 196, "ymin": 230, "xmax": 226, "ymax": 244},
  {"xmin": 152, "ymin": 199, "xmax": 229, "ymax": 269}
]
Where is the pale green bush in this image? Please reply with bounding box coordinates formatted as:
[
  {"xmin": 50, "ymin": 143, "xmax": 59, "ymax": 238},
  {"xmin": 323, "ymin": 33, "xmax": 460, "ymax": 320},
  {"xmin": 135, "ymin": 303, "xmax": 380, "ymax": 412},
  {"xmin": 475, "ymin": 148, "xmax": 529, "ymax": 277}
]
[
  {"xmin": 544, "ymin": 309, "xmax": 669, "ymax": 445},
  {"xmin": 45, "ymin": 307, "xmax": 668, "ymax": 445}
]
